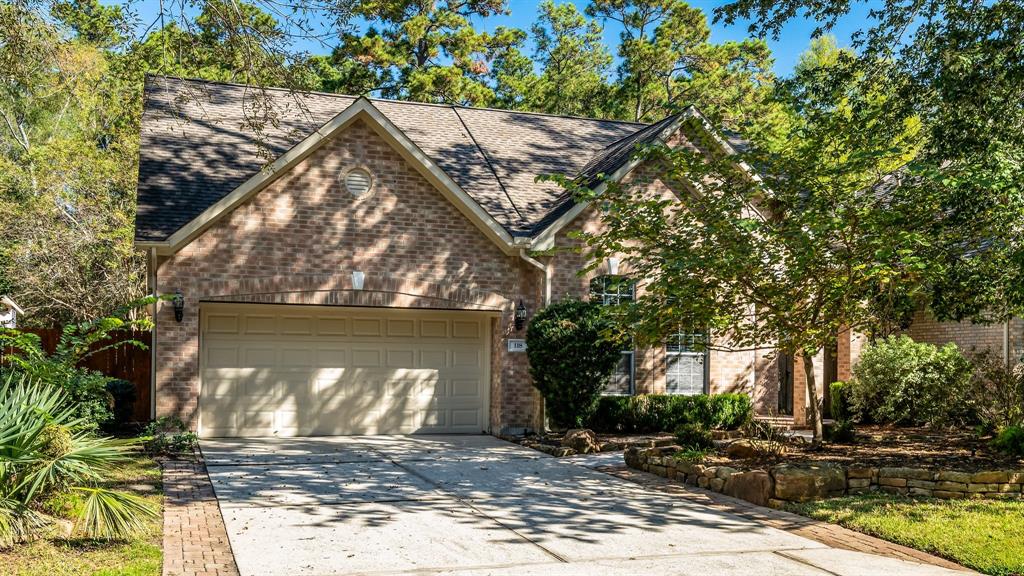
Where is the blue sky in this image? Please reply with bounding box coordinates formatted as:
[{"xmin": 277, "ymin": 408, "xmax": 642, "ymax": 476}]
[{"xmin": 122, "ymin": 0, "xmax": 880, "ymax": 78}]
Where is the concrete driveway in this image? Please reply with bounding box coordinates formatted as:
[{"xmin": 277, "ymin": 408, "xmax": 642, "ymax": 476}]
[{"xmin": 201, "ymin": 435, "xmax": 966, "ymax": 576}]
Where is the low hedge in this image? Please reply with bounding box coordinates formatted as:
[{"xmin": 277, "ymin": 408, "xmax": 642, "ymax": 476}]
[{"xmin": 587, "ymin": 393, "xmax": 752, "ymax": 433}]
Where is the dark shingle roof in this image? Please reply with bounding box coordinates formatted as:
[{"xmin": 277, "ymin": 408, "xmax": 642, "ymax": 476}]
[{"xmin": 136, "ymin": 75, "xmax": 649, "ymax": 242}]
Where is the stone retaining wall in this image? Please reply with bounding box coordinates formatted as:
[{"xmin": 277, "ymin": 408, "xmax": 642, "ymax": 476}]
[{"xmin": 626, "ymin": 446, "xmax": 1024, "ymax": 507}]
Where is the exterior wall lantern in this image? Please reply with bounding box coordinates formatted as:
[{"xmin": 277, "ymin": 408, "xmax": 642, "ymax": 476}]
[
  {"xmin": 514, "ymin": 299, "xmax": 528, "ymax": 331},
  {"xmin": 607, "ymin": 256, "xmax": 621, "ymax": 276},
  {"xmin": 172, "ymin": 289, "xmax": 185, "ymax": 323},
  {"xmin": 351, "ymin": 270, "xmax": 365, "ymax": 291}
]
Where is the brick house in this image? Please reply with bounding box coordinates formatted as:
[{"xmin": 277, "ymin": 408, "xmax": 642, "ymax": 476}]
[{"xmin": 136, "ymin": 76, "xmax": 873, "ymax": 437}]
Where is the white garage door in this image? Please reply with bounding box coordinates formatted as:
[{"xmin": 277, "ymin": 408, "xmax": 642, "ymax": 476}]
[{"xmin": 198, "ymin": 304, "xmax": 492, "ymax": 437}]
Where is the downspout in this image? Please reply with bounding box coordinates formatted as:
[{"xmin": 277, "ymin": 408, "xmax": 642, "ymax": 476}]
[
  {"xmin": 518, "ymin": 248, "xmax": 551, "ymax": 305},
  {"xmin": 148, "ymin": 248, "xmax": 158, "ymax": 420},
  {"xmin": 1005, "ymin": 319, "xmax": 1012, "ymax": 368},
  {"xmin": 518, "ymin": 247, "xmax": 550, "ymax": 434}
]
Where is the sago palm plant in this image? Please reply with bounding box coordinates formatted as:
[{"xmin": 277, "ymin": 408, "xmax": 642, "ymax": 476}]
[{"xmin": 0, "ymin": 373, "xmax": 157, "ymax": 548}]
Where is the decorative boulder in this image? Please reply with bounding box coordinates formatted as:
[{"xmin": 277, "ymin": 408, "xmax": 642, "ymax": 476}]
[
  {"xmin": 726, "ymin": 439, "xmax": 760, "ymax": 459},
  {"xmin": 624, "ymin": 447, "xmax": 642, "ymax": 468},
  {"xmin": 771, "ymin": 464, "xmax": 846, "ymax": 502},
  {"xmin": 724, "ymin": 470, "xmax": 773, "ymax": 506},
  {"xmin": 562, "ymin": 429, "xmax": 601, "ymax": 454}
]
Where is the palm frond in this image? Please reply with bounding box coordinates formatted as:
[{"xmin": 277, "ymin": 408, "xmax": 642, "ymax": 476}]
[
  {"xmin": 72, "ymin": 487, "xmax": 157, "ymax": 541},
  {"xmin": 0, "ymin": 495, "xmax": 48, "ymax": 549}
]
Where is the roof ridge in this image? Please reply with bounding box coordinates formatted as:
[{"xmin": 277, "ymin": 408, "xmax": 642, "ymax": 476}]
[
  {"xmin": 145, "ymin": 74, "xmax": 648, "ymax": 127},
  {"xmin": 451, "ymin": 107, "xmax": 524, "ymax": 220}
]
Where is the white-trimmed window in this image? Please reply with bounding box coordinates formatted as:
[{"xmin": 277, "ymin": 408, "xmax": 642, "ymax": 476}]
[
  {"xmin": 666, "ymin": 330, "xmax": 708, "ymax": 396},
  {"xmin": 590, "ymin": 275, "xmax": 635, "ymax": 395}
]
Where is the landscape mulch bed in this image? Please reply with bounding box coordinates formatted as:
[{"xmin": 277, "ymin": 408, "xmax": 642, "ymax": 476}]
[{"xmin": 709, "ymin": 425, "xmax": 1024, "ymax": 472}]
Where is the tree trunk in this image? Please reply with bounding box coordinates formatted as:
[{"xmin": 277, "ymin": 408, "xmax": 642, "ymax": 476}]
[{"xmin": 800, "ymin": 351, "xmax": 823, "ymax": 445}]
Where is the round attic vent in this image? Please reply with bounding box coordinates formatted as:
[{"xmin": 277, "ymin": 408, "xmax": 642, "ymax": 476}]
[{"xmin": 344, "ymin": 168, "xmax": 373, "ymax": 197}]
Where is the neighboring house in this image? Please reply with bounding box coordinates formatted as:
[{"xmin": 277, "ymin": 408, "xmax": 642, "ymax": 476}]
[
  {"xmin": 136, "ymin": 75, "xmax": 853, "ymax": 437},
  {"xmin": 0, "ymin": 296, "xmax": 24, "ymax": 329}
]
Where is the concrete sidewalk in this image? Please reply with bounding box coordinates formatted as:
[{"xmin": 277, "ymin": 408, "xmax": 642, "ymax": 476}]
[{"xmin": 200, "ymin": 435, "xmax": 970, "ymax": 576}]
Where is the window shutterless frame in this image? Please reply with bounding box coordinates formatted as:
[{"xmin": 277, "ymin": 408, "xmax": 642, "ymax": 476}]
[
  {"xmin": 590, "ymin": 275, "xmax": 636, "ymax": 395},
  {"xmin": 665, "ymin": 330, "xmax": 709, "ymax": 396}
]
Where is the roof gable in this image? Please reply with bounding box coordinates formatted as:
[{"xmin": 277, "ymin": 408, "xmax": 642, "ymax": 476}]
[
  {"xmin": 144, "ymin": 96, "xmax": 524, "ymax": 255},
  {"xmin": 135, "ymin": 76, "xmax": 644, "ymax": 244}
]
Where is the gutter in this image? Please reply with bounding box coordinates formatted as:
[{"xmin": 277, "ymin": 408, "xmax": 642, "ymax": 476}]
[
  {"xmin": 517, "ymin": 247, "xmax": 550, "ymax": 305},
  {"xmin": 1005, "ymin": 319, "xmax": 1012, "ymax": 368},
  {"xmin": 148, "ymin": 248, "xmax": 158, "ymax": 420}
]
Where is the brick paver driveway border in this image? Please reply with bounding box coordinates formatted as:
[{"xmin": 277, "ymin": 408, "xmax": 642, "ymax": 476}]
[{"xmin": 162, "ymin": 458, "xmax": 240, "ymax": 576}]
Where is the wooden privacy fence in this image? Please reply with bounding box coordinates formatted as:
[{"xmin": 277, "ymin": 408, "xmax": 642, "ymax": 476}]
[{"xmin": 1, "ymin": 328, "xmax": 152, "ymax": 423}]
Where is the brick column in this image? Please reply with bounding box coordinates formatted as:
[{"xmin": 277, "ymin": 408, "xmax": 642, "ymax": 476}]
[{"xmin": 792, "ymin": 355, "xmax": 808, "ymax": 427}]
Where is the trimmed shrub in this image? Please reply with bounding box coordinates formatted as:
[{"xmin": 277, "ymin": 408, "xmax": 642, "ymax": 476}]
[
  {"xmin": 850, "ymin": 335, "xmax": 975, "ymax": 427},
  {"xmin": 526, "ymin": 299, "xmax": 625, "ymax": 429},
  {"xmin": 970, "ymin": 351, "xmax": 1024, "ymax": 429},
  {"xmin": 143, "ymin": 416, "xmax": 198, "ymax": 455},
  {"xmin": 992, "ymin": 425, "xmax": 1024, "ymax": 458},
  {"xmin": 829, "ymin": 381, "xmax": 852, "ymax": 422},
  {"xmin": 674, "ymin": 423, "xmax": 714, "ymax": 450},
  {"xmin": 587, "ymin": 393, "xmax": 752, "ymax": 433}
]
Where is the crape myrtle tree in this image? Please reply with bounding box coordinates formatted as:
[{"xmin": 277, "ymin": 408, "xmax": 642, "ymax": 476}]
[
  {"xmin": 715, "ymin": 0, "xmax": 1024, "ymax": 321},
  {"xmin": 547, "ymin": 41, "xmax": 935, "ymax": 444}
]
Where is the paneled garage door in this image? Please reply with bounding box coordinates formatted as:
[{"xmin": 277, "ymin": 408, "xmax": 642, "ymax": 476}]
[{"xmin": 198, "ymin": 304, "xmax": 492, "ymax": 437}]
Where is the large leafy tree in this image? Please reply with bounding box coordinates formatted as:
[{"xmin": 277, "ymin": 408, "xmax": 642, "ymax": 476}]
[
  {"xmin": 550, "ymin": 40, "xmax": 928, "ymax": 443},
  {"xmin": 587, "ymin": 0, "xmax": 779, "ymax": 127},
  {"xmin": 715, "ymin": 0, "xmax": 1024, "ymax": 321},
  {"xmin": 529, "ymin": 1, "xmax": 613, "ymax": 117},
  {"xmin": 0, "ymin": 1, "xmax": 144, "ymax": 324},
  {"xmin": 324, "ymin": 0, "xmax": 520, "ymax": 105}
]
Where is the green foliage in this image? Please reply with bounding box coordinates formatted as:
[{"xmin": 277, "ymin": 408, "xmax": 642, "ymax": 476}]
[
  {"xmin": 674, "ymin": 446, "xmax": 712, "ymax": 462},
  {"xmin": 824, "ymin": 420, "xmax": 856, "ymax": 444},
  {"xmin": 588, "ymin": 393, "xmax": 752, "ymax": 433},
  {"xmin": 716, "ymin": 0, "xmax": 1024, "ymax": 322},
  {"xmin": 526, "ymin": 299, "xmax": 624, "ymax": 429},
  {"xmin": 970, "ymin": 352, "xmax": 1024, "ymax": 430},
  {"xmin": 587, "ymin": 0, "xmax": 781, "ymax": 126},
  {"xmin": 850, "ymin": 336, "xmax": 975, "ymax": 428},
  {"xmin": 992, "ymin": 426, "xmax": 1024, "ymax": 459},
  {"xmin": 0, "ymin": 373, "xmax": 157, "ymax": 548},
  {"xmin": 787, "ymin": 493, "xmax": 1024, "ymax": 576},
  {"xmin": 142, "ymin": 416, "xmax": 198, "ymax": 456},
  {"xmin": 829, "ymin": 380, "xmax": 851, "ymax": 422},
  {"xmin": 674, "ymin": 422, "xmax": 714, "ymax": 450},
  {"xmin": 0, "ymin": 305, "xmax": 151, "ymax": 430}
]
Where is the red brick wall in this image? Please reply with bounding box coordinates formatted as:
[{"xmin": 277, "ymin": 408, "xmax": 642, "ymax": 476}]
[
  {"xmin": 154, "ymin": 118, "xmax": 543, "ymax": 432},
  {"xmin": 903, "ymin": 311, "xmax": 1024, "ymax": 362}
]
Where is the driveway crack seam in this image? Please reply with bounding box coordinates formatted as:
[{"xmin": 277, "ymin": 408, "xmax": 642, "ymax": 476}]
[{"xmin": 377, "ymin": 451, "xmax": 569, "ymax": 564}]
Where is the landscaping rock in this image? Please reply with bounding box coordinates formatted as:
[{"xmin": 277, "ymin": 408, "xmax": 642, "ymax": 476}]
[
  {"xmin": 723, "ymin": 470, "xmax": 772, "ymax": 506},
  {"xmin": 599, "ymin": 441, "xmax": 621, "ymax": 452},
  {"xmin": 847, "ymin": 466, "xmax": 875, "ymax": 479},
  {"xmin": 935, "ymin": 481, "xmax": 967, "ymax": 492},
  {"xmin": 878, "ymin": 477, "xmax": 907, "ymax": 488},
  {"xmin": 623, "ymin": 447, "xmax": 641, "ymax": 468},
  {"xmin": 771, "ymin": 464, "xmax": 846, "ymax": 502},
  {"xmin": 847, "ymin": 478, "xmax": 872, "ymax": 489},
  {"xmin": 879, "ymin": 467, "xmax": 934, "ymax": 481},
  {"xmin": 971, "ymin": 470, "xmax": 1009, "ymax": 483},
  {"xmin": 933, "ymin": 490, "xmax": 966, "ymax": 499},
  {"xmin": 725, "ymin": 439, "xmax": 760, "ymax": 459},
  {"xmin": 697, "ymin": 476, "xmax": 710, "ymax": 488},
  {"xmin": 709, "ymin": 477, "xmax": 725, "ymax": 492},
  {"xmin": 562, "ymin": 429, "xmax": 601, "ymax": 454},
  {"xmin": 937, "ymin": 471, "xmax": 972, "ymax": 483},
  {"xmin": 715, "ymin": 466, "xmax": 739, "ymax": 480}
]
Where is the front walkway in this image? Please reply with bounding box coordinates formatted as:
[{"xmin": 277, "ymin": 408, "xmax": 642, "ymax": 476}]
[
  {"xmin": 162, "ymin": 459, "xmax": 239, "ymax": 576},
  {"xmin": 156, "ymin": 435, "xmax": 972, "ymax": 576}
]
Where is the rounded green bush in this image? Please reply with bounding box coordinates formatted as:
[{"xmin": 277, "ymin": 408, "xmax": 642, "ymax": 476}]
[
  {"xmin": 526, "ymin": 299, "xmax": 625, "ymax": 429},
  {"xmin": 674, "ymin": 423, "xmax": 714, "ymax": 450},
  {"xmin": 850, "ymin": 335, "xmax": 975, "ymax": 427}
]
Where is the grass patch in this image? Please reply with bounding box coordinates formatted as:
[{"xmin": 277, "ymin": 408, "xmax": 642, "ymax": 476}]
[
  {"xmin": 0, "ymin": 452, "xmax": 163, "ymax": 576},
  {"xmin": 787, "ymin": 493, "xmax": 1024, "ymax": 576}
]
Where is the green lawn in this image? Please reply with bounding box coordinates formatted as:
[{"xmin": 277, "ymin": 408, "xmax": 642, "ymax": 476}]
[
  {"xmin": 787, "ymin": 493, "xmax": 1024, "ymax": 576},
  {"xmin": 0, "ymin": 453, "xmax": 163, "ymax": 576}
]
